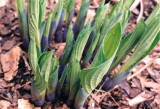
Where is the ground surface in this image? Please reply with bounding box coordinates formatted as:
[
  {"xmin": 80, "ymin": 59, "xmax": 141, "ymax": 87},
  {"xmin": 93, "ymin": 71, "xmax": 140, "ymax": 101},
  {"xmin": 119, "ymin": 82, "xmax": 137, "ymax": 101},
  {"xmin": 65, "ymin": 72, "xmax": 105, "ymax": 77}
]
[{"xmin": 0, "ymin": 0, "xmax": 160, "ymax": 109}]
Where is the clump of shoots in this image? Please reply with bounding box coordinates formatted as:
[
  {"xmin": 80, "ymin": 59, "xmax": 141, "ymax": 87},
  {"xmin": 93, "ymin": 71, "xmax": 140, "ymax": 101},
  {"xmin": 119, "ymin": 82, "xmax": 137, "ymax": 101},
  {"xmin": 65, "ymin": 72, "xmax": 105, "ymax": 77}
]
[{"xmin": 15, "ymin": 0, "xmax": 160, "ymax": 108}]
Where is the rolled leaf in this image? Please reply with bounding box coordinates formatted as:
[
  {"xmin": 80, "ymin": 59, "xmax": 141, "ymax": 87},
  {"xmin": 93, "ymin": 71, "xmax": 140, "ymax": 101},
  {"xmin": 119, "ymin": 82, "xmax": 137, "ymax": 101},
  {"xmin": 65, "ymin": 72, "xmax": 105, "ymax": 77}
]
[
  {"xmin": 48, "ymin": 0, "xmax": 63, "ymax": 42},
  {"xmin": 40, "ymin": 21, "xmax": 46, "ymax": 39},
  {"xmin": 47, "ymin": 57, "xmax": 59, "ymax": 101},
  {"xmin": 63, "ymin": 0, "xmax": 75, "ymax": 25},
  {"xmin": 70, "ymin": 23, "xmax": 92, "ymax": 62},
  {"xmin": 58, "ymin": 65, "xmax": 69, "ymax": 97},
  {"xmin": 48, "ymin": 20, "xmax": 56, "ymax": 42},
  {"xmin": 29, "ymin": 39, "xmax": 40, "ymax": 73},
  {"xmin": 29, "ymin": 39, "xmax": 47, "ymax": 106},
  {"xmin": 15, "ymin": 0, "xmax": 29, "ymax": 49},
  {"xmin": 93, "ymin": 3, "xmax": 109, "ymax": 33},
  {"xmin": 31, "ymin": 82, "xmax": 46, "ymax": 106},
  {"xmin": 60, "ymin": 25, "xmax": 74, "ymax": 65},
  {"xmin": 97, "ymin": 12, "xmax": 121, "ymax": 50},
  {"xmin": 39, "ymin": 0, "xmax": 46, "ymax": 28},
  {"xmin": 67, "ymin": 61, "xmax": 81, "ymax": 104},
  {"xmin": 145, "ymin": 4, "xmax": 160, "ymax": 25},
  {"xmin": 38, "ymin": 50, "xmax": 54, "ymax": 80},
  {"xmin": 28, "ymin": 0, "xmax": 40, "ymax": 46},
  {"xmin": 41, "ymin": 12, "xmax": 52, "ymax": 52},
  {"xmin": 75, "ymin": 0, "xmax": 90, "ymax": 30},
  {"xmin": 74, "ymin": 88, "xmax": 89, "ymax": 109}
]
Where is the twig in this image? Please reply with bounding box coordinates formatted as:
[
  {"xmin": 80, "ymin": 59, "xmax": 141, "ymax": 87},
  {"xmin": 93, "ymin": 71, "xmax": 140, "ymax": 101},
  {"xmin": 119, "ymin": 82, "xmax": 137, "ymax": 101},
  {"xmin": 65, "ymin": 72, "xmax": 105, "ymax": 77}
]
[
  {"xmin": 137, "ymin": 0, "xmax": 144, "ymax": 22},
  {"xmin": 127, "ymin": 57, "xmax": 158, "ymax": 80},
  {"xmin": 130, "ymin": 0, "xmax": 140, "ymax": 11},
  {"xmin": 20, "ymin": 81, "xmax": 32, "ymax": 88},
  {"xmin": 108, "ymin": 94, "xmax": 121, "ymax": 108},
  {"xmin": 0, "ymin": 95, "xmax": 11, "ymax": 101}
]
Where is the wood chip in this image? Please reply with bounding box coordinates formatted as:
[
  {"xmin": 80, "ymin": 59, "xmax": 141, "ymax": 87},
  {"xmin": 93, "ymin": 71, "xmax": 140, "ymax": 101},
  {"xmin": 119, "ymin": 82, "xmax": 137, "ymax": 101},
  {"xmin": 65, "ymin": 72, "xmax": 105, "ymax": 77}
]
[
  {"xmin": 128, "ymin": 91, "xmax": 153, "ymax": 106},
  {"xmin": 0, "ymin": 46, "xmax": 21, "ymax": 81}
]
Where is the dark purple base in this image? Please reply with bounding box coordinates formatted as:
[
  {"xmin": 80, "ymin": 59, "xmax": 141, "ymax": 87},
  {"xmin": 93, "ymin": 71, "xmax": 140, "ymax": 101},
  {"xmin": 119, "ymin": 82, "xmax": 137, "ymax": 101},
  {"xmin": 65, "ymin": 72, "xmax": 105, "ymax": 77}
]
[
  {"xmin": 66, "ymin": 100, "xmax": 74, "ymax": 107},
  {"xmin": 33, "ymin": 99, "xmax": 45, "ymax": 107},
  {"xmin": 22, "ymin": 37, "xmax": 29, "ymax": 50},
  {"xmin": 41, "ymin": 35, "xmax": 48, "ymax": 52},
  {"xmin": 46, "ymin": 93, "xmax": 56, "ymax": 102}
]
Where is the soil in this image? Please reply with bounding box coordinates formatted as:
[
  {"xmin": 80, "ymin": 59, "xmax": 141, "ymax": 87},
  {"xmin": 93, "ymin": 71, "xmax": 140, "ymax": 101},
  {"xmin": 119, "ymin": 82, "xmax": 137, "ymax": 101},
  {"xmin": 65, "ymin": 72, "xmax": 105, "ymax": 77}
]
[{"xmin": 0, "ymin": 0, "xmax": 160, "ymax": 109}]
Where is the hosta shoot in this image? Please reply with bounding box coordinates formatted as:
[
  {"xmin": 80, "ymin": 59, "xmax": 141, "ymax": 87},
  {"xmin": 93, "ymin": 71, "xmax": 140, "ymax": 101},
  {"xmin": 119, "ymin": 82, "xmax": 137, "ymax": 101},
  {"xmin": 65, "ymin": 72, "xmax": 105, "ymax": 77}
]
[{"xmin": 15, "ymin": 0, "xmax": 160, "ymax": 108}]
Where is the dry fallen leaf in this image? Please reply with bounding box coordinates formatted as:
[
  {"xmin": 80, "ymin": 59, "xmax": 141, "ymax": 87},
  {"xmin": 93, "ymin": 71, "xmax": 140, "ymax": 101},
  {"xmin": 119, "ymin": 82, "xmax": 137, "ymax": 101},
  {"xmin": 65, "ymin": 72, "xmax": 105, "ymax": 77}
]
[
  {"xmin": 147, "ymin": 68, "xmax": 160, "ymax": 83},
  {"xmin": 0, "ymin": 46, "xmax": 21, "ymax": 81},
  {"xmin": 0, "ymin": 79, "xmax": 7, "ymax": 88},
  {"xmin": 154, "ymin": 94, "xmax": 160, "ymax": 108},
  {"xmin": 2, "ymin": 40, "xmax": 16, "ymax": 51},
  {"xmin": 138, "ymin": 76, "xmax": 160, "ymax": 93},
  {"xmin": 0, "ymin": 100, "xmax": 11, "ymax": 109},
  {"xmin": 18, "ymin": 99, "xmax": 35, "ymax": 109}
]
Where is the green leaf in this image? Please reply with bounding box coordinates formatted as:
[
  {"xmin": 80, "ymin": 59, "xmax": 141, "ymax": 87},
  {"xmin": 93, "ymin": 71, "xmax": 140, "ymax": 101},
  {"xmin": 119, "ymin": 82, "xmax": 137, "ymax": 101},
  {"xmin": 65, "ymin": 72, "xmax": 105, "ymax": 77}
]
[
  {"xmin": 38, "ymin": 50, "xmax": 54, "ymax": 82},
  {"xmin": 29, "ymin": 39, "xmax": 47, "ymax": 92},
  {"xmin": 39, "ymin": 0, "xmax": 46, "ymax": 28},
  {"xmin": 47, "ymin": 57, "xmax": 59, "ymax": 94},
  {"xmin": 68, "ymin": 60, "xmax": 81, "ymax": 101},
  {"xmin": 29, "ymin": 39, "xmax": 40, "ymax": 73},
  {"xmin": 110, "ymin": 19, "xmax": 146, "ymax": 72},
  {"xmin": 58, "ymin": 65, "xmax": 69, "ymax": 91},
  {"xmin": 108, "ymin": 0, "xmax": 134, "ymax": 22},
  {"xmin": 60, "ymin": 42, "xmax": 74, "ymax": 65},
  {"xmin": 74, "ymin": 88, "xmax": 89, "ymax": 109},
  {"xmin": 49, "ymin": 0, "xmax": 63, "ymax": 39},
  {"xmin": 39, "ymin": 21, "xmax": 46, "ymax": 38},
  {"xmin": 83, "ymin": 33, "xmax": 100, "ymax": 66},
  {"xmin": 75, "ymin": 0, "xmax": 90, "ymax": 30},
  {"xmin": 28, "ymin": 0, "xmax": 40, "ymax": 46},
  {"xmin": 93, "ymin": 3, "xmax": 110, "ymax": 33},
  {"xmin": 15, "ymin": 0, "xmax": 29, "ymax": 39},
  {"xmin": 43, "ymin": 12, "xmax": 52, "ymax": 36},
  {"xmin": 118, "ymin": 16, "xmax": 160, "ymax": 73},
  {"xmin": 118, "ymin": 10, "xmax": 130, "ymax": 31},
  {"xmin": 63, "ymin": 0, "xmax": 75, "ymax": 23},
  {"xmin": 99, "ymin": 0, "xmax": 134, "ymax": 39},
  {"xmin": 60, "ymin": 25, "xmax": 74, "ymax": 65},
  {"xmin": 79, "ymin": 23, "xmax": 121, "ymax": 93},
  {"xmin": 66, "ymin": 25, "xmax": 74, "ymax": 45},
  {"xmin": 31, "ymin": 81, "xmax": 46, "ymax": 101},
  {"xmin": 52, "ymin": 0, "xmax": 63, "ymax": 24},
  {"xmin": 118, "ymin": 33, "xmax": 132, "ymax": 51},
  {"xmin": 145, "ymin": 4, "xmax": 160, "ymax": 25},
  {"xmin": 70, "ymin": 24, "xmax": 92, "ymax": 62}
]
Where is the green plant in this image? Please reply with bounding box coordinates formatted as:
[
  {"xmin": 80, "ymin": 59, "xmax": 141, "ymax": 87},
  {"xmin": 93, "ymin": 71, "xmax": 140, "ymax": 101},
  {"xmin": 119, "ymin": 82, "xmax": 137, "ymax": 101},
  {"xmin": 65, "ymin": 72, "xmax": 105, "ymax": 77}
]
[{"xmin": 16, "ymin": 0, "xmax": 160, "ymax": 108}]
